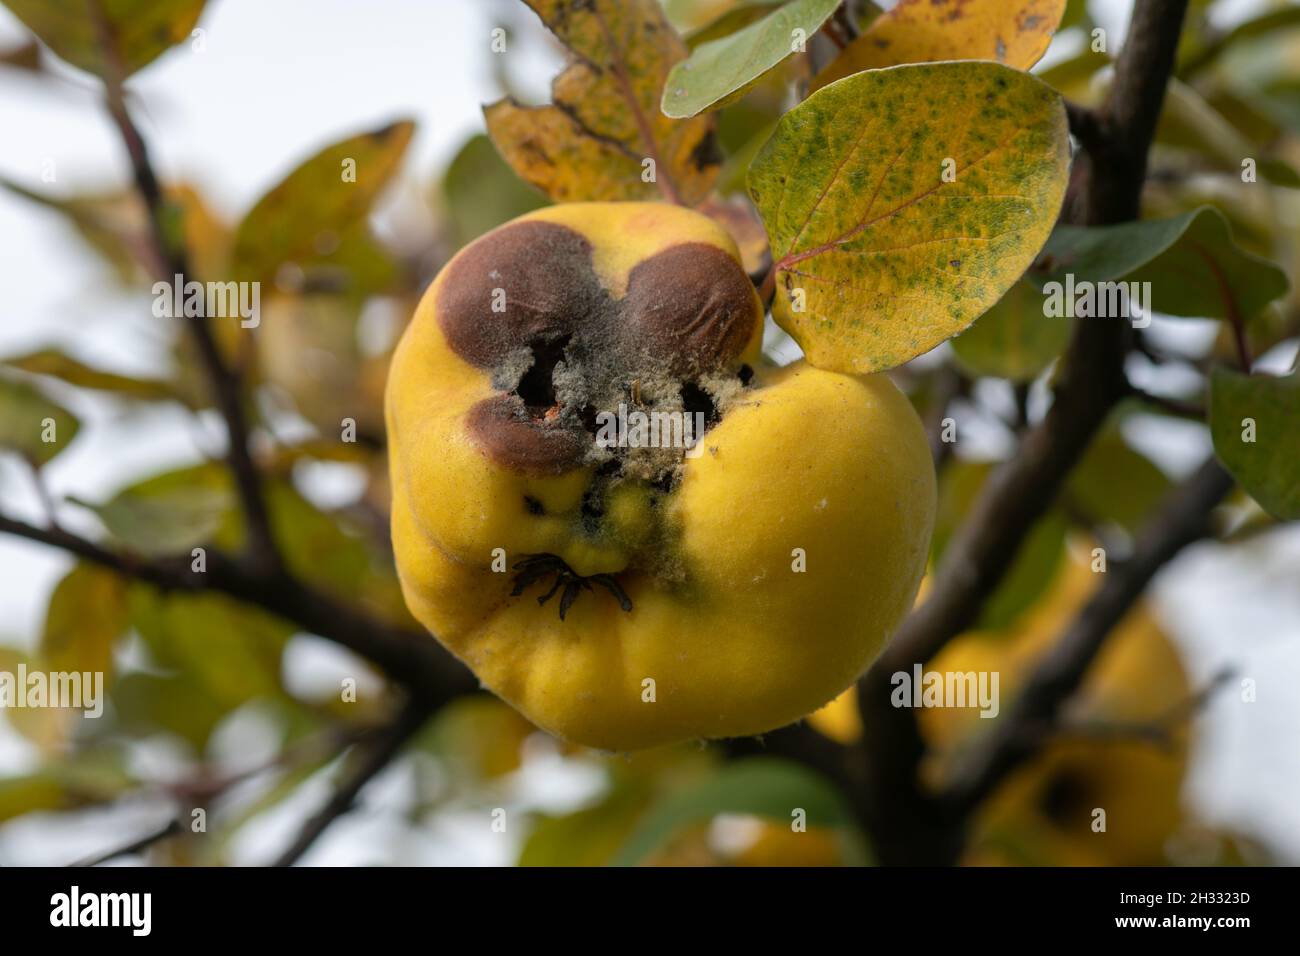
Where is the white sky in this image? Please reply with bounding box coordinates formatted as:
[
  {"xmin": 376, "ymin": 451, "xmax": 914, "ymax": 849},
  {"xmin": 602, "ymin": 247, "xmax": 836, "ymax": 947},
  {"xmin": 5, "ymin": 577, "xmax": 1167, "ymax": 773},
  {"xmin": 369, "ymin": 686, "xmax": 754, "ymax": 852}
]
[{"xmin": 0, "ymin": 0, "xmax": 1296, "ymax": 864}]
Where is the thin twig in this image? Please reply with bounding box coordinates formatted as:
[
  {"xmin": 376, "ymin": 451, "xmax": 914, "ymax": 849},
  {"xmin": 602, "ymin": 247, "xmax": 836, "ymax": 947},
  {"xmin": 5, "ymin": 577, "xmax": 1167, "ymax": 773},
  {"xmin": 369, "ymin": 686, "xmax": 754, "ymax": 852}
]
[
  {"xmin": 940, "ymin": 456, "xmax": 1233, "ymax": 816},
  {"xmin": 0, "ymin": 512, "xmax": 475, "ymax": 704},
  {"xmin": 93, "ymin": 8, "xmax": 280, "ymax": 573},
  {"xmin": 1128, "ymin": 384, "xmax": 1207, "ymax": 420},
  {"xmin": 1051, "ymin": 666, "xmax": 1236, "ymax": 748},
  {"xmin": 71, "ymin": 817, "xmax": 183, "ymax": 867},
  {"xmin": 271, "ymin": 699, "xmax": 433, "ymax": 866}
]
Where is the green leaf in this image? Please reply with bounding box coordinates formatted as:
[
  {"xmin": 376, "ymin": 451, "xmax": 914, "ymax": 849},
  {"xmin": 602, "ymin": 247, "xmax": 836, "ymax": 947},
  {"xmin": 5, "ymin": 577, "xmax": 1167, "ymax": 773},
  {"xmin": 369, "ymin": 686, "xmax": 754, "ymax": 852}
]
[
  {"xmin": 484, "ymin": 0, "xmax": 720, "ymax": 204},
  {"xmin": 609, "ymin": 758, "xmax": 860, "ymax": 866},
  {"xmin": 0, "ymin": 773, "xmax": 67, "ymax": 822},
  {"xmin": 1179, "ymin": 6, "xmax": 1300, "ymax": 79},
  {"xmin": 1031, "ymin": 206, "xmax": 1290, "ymax": 321},
  {"xmin": 40, "ymin": 564, "xmax": 129, "ymax": 679},
  {"xmin": 70, "ymin": 463, "xmax": 234, "ymax": 557},
  {"xmin": 0, "ymin": 374, "xmax": 80, "ymax": 465},
  {"xmin": 3, "ymin": 0, "xmax": 207, "ymax": 79},
  {"xmin": 4, "ymin": 348, "xmax": 177, "ymax": 402},
  {"xmin": 1067, "ymin": 427, "xmax": 1173, "ymax": 535},
  {"xmin": 662, "ymin": 0, "xmax": 840, "ymax": 118},
  {"xmin": 1210, "ymin": 368, "xmax": 1300, "ymax": 520},
  {"xmin": 1038, "ymin": 45, "xmax": 1109, "ymax": 101},
  {"xmin": 951, "ymin": 279, "xmax": 1070, "ymax": 382},
  {"xmin": 520, "ymin": 783, "xmax": 652, "ymax": 866},
  {"xmin": 0, "ymin": 749, "xmax": 136, "ymax": 823},
  {"xmin": 229, "ymin": 120, "xmax": 414, "ymax": 289},
  {"xmin": 128, "ymin": 587, "xmax": 292, "ymax": 709},
  {"xmin": 442, "ymin": 134, "xmax": 547, "ymax": 250},
  {"xmin": 1156, "ymin": 80, "xmax": 1300, "ymax": 187},
  {"xmin": 933, "ymin": 462, "xmax": 1067, "ymax": 630},
  {"xmin": 109, "ymin": 670, "xmax": 233, "ymax": 751},
  {"xmin": 748, "ymin": 61, "xmax": 1069, "ymax": 373}
]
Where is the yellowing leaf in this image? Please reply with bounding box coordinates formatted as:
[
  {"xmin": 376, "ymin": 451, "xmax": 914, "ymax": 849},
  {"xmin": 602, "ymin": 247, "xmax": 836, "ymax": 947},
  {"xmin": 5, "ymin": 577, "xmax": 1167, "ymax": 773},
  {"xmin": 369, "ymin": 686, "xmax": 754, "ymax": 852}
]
[
  {"xmin": 40, "ymin": 564, "xmax": 129, "ymax": 679},
  {"xmin": 129, "ymin": 587, "xmax": 291, "ymax": 707},
  {"xmin": 229, "ymin": 120, "xmax": 413, "ymax": 290},
  {"xmin": 749, "ymin": 62, "xmax": 1070, "ymax": 373},
  {"xmin": 4, "ymin": 0, "xmax": 207, "ymax": 80},
  {"xmin": 0, "ymin": 374, "xmax": 80, "ymax": 465},
  {"xmin": 812, "ymin": 0, "xmax": 1067, "ymax": 93},
  {"xmin": 4, "ymin": 348, "xmax": 178, "ymax": 402},
  {"xmin": 485, "ymin": 0, "xmax": 719, "ymax": 205}
]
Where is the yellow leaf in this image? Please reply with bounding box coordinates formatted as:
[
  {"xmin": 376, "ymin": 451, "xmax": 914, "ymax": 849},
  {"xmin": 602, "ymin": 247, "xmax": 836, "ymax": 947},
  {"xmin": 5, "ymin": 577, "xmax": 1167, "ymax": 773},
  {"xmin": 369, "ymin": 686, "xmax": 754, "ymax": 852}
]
[
  {"xmin": 748, "ymin": 62, "xmax": 1070, "ymax": 373},
  {"xmin": 812, "ymin": 0, "xmax": 1067, "ymax": 93},
  {"xmin": 485, "ymin": 0, "xmax": 719, "ymax": 205},
  {"xmin": 4, "ymin": 0, "xmax": 207, "ymax": 80},
  {"xmin": 230, "ymin": 120, "xmax": 414, "ymax": 289},
  {"xmin": 40, "ymin": 564, "xmax": 129, "ymax": 679}
]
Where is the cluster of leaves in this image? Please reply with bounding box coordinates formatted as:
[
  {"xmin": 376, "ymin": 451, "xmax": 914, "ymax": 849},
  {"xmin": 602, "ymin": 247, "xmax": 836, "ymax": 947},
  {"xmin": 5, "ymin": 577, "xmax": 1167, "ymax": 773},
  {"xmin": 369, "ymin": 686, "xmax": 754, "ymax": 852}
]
[{"xmin": 0, "ymin": 0, "xmax": 1296, "ymax": 865}]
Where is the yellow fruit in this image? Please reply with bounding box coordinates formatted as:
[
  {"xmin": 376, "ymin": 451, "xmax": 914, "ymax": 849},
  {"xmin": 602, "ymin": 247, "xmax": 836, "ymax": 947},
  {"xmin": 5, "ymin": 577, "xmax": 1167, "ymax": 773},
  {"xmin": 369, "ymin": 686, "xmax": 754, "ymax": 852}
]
[
  {"xmin": 386, "ymin": 202, "xmax": 935, "ymax": 751},
  {"xmin": 811, "ymin": 550, "xmax": 1191, "ymax": 865}
]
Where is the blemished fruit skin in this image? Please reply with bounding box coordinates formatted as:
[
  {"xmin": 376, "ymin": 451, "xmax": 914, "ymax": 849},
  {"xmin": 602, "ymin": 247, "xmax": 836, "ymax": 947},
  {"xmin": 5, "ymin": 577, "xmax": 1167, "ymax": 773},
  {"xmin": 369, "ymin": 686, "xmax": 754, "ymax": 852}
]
[{"xmin": 386, "ymin": 202, "xmax": 936, "ymax": 751}]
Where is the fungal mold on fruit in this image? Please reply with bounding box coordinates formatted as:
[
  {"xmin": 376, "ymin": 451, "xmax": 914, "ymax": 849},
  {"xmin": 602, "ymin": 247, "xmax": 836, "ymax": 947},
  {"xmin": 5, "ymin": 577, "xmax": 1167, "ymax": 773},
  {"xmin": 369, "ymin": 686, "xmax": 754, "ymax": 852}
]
[{"xmin": 386, "ymin": 202, "xmax": 936, "ymax": 751}]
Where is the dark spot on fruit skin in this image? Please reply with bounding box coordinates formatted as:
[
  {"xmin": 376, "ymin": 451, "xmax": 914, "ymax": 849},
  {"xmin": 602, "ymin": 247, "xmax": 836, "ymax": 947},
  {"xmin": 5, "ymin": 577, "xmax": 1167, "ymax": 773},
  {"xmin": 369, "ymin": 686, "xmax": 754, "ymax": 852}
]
[
  {"xmin": 436, "ymin": 221, "xmax": 611, "ymax": 369},
  {"xmin": 523, "ymin": 495, "xmax": 545, "ymax": 516},
  {"xmin": 467, "ymin": 394, "xmax": 587, "ymax": 477},
  {"xmin": 1039, "ymin": 765, "xmax": 1095, "ymax": 828},
  {"xmin": 618, "ymin": 243, "xmax": 758, "ymax": 377},
  {"xmin": 442, "ymin": 221, "xmax": 759, "ymax": 476}
]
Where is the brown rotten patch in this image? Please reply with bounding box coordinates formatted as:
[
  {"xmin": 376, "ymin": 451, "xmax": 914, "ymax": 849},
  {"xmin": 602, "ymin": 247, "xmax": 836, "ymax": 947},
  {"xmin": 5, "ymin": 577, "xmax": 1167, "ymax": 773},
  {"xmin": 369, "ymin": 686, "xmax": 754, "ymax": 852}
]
[
  {"xmin": 445, "ymin": 219, "xmax": 759, "ymax": 476},
  {"xmin": 466, "ymin": 394, "xmax": 588, "ymax": 477},
  {"xmin": 618, "ymin": 242, "xmax": 758, "ymax": 377},
  {"xmin": 436, "ymin": 220, "xmax": 612, "ymax": 369}
]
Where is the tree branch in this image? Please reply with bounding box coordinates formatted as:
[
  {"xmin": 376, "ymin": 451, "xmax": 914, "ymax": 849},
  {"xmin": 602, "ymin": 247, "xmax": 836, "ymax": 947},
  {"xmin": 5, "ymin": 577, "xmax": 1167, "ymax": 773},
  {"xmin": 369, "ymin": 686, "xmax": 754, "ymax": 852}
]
[
  {"xmin": 96, "ymin": 24, "xmax": 279, "ymax": 573},
  {"xmin": 0, "ymin": 513, "xmax": 474, "ymax": 705},
  {"xmin": 853, "ymin": 0, "xmax": 1193, "ymax": 865},
  {"xmin": 71, "ymin": 817, "xmax": 183, "ymax": 867},
  {"xmin": 271, "ymin": 699, "xmax": 432, "ymax": 866},
  {"xmin": 940, "ymin": 457, "xmax": 1233, "ymax": 816}
]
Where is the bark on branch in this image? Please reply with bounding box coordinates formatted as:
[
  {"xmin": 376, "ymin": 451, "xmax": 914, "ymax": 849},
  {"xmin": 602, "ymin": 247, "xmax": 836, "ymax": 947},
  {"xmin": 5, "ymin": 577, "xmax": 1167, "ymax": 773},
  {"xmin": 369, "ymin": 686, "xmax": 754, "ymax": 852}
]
[{"xmin": 853, "ymin": 0, "xmax": 1194, "ymax": 865}]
